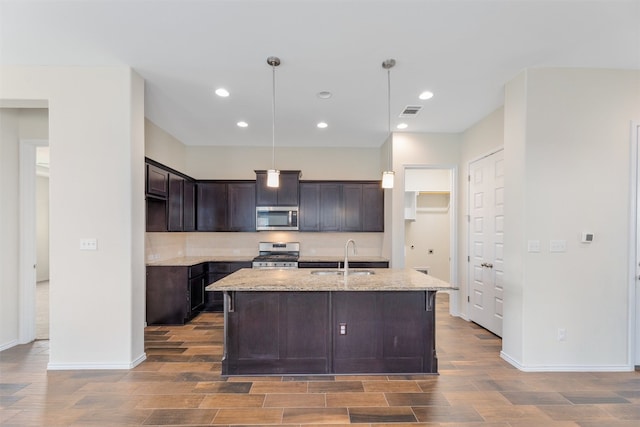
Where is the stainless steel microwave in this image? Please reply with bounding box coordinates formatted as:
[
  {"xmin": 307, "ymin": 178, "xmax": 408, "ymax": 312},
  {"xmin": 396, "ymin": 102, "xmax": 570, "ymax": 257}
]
[{"xmin": 256, "ymin": 206, "xmax": 299, "ymax": 231}]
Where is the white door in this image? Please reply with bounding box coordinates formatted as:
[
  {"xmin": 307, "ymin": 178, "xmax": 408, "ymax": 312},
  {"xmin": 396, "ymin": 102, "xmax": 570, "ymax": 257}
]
[{"xmin": 469, "ymin": 149, "xmax": 504, "ymax": 336}]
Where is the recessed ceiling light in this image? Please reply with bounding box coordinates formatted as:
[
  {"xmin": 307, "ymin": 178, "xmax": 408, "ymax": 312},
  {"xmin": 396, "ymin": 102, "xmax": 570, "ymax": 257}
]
[
  {"xmin": 396, "ymin": 123, "xmax": 408, "ymax": 129},
  {"xmin": 317, "ymin": 122, "xmax": 328, "ymax": 129},
  {"xmin": 419, "ymin": 91, "xmax": 434, "ymax": 100},
  {"xmin": 317, "ymin": 91, "xmax": 332, "ymax": 99},
  {"xmin": 237, "ymin": 121, "xmax": 248, "ymax": 128},
  {"xmin": 215, "ymin": 88, "xmax": 230, "ymax": 97}
]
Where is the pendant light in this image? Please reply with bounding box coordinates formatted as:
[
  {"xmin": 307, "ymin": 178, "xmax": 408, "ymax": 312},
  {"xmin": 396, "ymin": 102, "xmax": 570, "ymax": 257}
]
[
  {"xmin": 381, "ymin": 58, "xmax": 396, "ymax": 189},
  {"xmin": 266, "ymin": 56, "xmax": 280, "ymax": 188}
]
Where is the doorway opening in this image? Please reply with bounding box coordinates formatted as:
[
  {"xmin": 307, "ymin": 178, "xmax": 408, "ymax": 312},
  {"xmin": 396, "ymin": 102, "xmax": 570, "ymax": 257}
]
[
  {"xmin": 403, "ymin": 165, "xmax": 458, "ymax": 316},
  {"xmin": 19, "ymin": 139, "xmax": 49, "ymax": 344}
]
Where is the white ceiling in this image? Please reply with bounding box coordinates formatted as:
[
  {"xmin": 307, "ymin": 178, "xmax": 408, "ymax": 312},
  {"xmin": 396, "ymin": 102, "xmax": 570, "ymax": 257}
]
[{"xmin": 1, "ymin": 0, "xmax": 638, "ymax": 148}]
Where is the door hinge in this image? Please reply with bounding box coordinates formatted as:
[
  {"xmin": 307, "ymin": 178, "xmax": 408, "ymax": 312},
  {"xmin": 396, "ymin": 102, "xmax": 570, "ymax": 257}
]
[
  {"xmin": 467, "ymin": 295, "xmax": 470, "ymax": 303},
  {"xmin": 467, "ymin": 256, "xmax": 470, "ymax": 262}
]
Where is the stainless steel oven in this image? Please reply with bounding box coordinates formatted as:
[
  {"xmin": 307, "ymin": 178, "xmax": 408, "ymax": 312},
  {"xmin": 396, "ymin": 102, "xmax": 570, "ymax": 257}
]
[{"xmin": 252, "ymin": 242, "xmax": 299, "ymax": 269}]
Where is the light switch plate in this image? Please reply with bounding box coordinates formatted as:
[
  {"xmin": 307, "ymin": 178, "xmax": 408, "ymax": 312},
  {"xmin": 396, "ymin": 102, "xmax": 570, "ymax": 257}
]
[
  {"xmin": 549, "ymin": 239, "xmax": 567, "ymax": 253},
  {"xmin": 80, "ymin": 238, "xmax": 97, "ymax": 251},
  {"xmin": 527, "ymin": 240, "xmax": 540, "ymax": 253}
]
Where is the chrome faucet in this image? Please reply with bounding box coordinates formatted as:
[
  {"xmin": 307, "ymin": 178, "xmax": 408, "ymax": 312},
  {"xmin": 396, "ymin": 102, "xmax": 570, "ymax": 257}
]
[{"xmin": 344, "ymin": 239, "xmax": 357, "ymax": 275}]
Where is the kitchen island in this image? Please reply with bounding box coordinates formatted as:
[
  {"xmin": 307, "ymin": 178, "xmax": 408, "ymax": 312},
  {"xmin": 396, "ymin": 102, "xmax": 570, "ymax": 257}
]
[{"xmin": 206, "ymin": 268, "xmax": 456, "ymax": 376}]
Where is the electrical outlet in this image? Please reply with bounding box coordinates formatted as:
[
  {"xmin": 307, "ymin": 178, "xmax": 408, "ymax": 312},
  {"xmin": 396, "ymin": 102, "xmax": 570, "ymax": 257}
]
[{"xmin": 557, "ymin": 328, "xmax": 567, "ymax": 342}]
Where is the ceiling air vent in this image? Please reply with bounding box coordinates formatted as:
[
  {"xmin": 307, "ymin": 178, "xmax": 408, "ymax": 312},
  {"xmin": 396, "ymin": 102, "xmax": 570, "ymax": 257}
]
[{"xmin": 399, "ymin": 105, "xmax": 422, "ymax": 117}]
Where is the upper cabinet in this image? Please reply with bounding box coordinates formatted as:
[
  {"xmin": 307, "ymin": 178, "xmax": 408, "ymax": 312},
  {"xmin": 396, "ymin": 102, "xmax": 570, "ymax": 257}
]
[
  {"xmin": 197, "ymin": 181, "xmax": 256, "ymax": 232},
  {"xmin": 255, "ymin": 170, "xmax": 300, "ymax": 206},
  {"xmin": 145, "ymin": 159, "xmax": 195, "ymax": 232},
  {"xmin": 146, "ymin": 164, "xmax": 169, "ymax": 198},
  {"xmin": 299, "ymin": 181, "xmax": 383, "ymax": 232}
]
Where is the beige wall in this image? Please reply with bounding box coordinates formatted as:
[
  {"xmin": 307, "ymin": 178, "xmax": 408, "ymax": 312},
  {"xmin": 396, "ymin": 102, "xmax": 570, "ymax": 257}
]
[
  {"xmin": 503, "ymin": 68, "xmax": 640, "ymax": 370},
  {"xmin": 185, "ymin": 146, "xmax": 382, "ymax": 180},
  {"xmin": 145, "ymin": 119, "xmax": 187, "ymax": 171},
  {"xmin": 0, "ymin": 66, "xmax": 146, "ymax": 368},
  {"xmin": 457, "ymin": 107, "xmax": 505, "ymax": 318}
]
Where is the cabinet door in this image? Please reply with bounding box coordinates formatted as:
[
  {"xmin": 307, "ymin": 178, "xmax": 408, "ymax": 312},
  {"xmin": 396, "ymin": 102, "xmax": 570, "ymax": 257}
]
[
  {"xmin": 183, "ymin": 180, "xmax": 196, "ymax": 232},
  {"xmin": 277, "ymin": 172, "xmax": 300, "ymax": 206},
  {"xmin": 332, "ymin": 291, "xmax": 430, "ymax": 374},
  {"xmin": 255, "ymin": 172, "xmax": 278, "ymax": 206},
  {"xmin": 146, "ymin": 198, "xmax": 167, "ymax": 232},
  {"xmin": 342, "ymin": 183, "xmax": 363, "ymax": 231},
  {"xmin": 299, "ymin": 183, "xmax": 320, "ymax": 231},
  {"xmin": 228, "ymin": 182, "xmax": 256, "ymax": 231},
  {"xmin": 167, "ymin": 174, "xmax": 184, "ymax": 231},
  {"xmin": 146, "ymin": 266, "xmax": 189, "ymax": 325},
  {"xmin": 319, "ymin": 183, "xmax": 341, "ymax": 231},
  {"xmin": 362, "ymin": 183, "xmax": 384, "ymax": 231},
  {"xmin": 146, "ymin": 164, "xmax": 168, "ymax": 197},
  {"xmin": 197, "ymin": 182, "xmax": 227, "ymax": 231},
  {"xmin": 256, "ymin": 170, "xmax": 299, "ymax": 206}
]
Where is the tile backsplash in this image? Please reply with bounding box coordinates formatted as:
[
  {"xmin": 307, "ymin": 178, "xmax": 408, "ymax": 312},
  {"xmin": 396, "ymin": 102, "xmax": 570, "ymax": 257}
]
[{"xmin": 145, "ymin": 232, "xmax": 384, "ymax": 261}]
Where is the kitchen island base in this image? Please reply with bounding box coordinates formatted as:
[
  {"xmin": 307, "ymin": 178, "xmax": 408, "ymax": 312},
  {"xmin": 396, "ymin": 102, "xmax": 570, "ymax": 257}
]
[{"xmin": 222, "ymin": 290, "xmax": 437, "ymax": 376}]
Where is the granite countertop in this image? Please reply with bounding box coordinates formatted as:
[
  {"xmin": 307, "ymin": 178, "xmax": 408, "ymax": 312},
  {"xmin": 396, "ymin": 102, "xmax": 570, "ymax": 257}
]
[
  {"xmin": 205, "ymin": 268, "xmax": 456, "ymax": 292},
  {"xmin": 146, "ymin": 256, "xmax": 253, "ymax": 266},
  {"xmin": 147, "ymin": 255, "xmax": 389, "ymax": 267}
]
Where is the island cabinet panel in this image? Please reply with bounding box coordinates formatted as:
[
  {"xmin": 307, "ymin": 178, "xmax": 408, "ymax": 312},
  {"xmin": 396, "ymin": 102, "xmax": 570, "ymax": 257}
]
[
  {"xmin": 333, "ymin": 291, "xmax": 435, "ymax": 374},
  {"xmin": 224, "ymin": 291, "xmax": 331, "ymax": 375},
  {"xmin": 222, "ymin": 290, "xmax": 437, "ymax": 376}
]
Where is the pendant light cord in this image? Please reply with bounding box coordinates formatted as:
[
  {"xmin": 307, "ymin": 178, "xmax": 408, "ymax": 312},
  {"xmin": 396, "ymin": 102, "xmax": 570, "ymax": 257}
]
[
  {"xmin": 387, "ymin": 67, "xmax": 391, "ymax": 169},
  {"xmin": 271, "ymin": 62, "xmax": 276, "ymax": 170}
]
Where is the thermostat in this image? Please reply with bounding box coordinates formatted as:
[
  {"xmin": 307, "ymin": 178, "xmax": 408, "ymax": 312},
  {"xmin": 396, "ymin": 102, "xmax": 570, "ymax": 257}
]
[{"xmin": 581, "ymin": 232, "xmax": 594, "ymax": 243}]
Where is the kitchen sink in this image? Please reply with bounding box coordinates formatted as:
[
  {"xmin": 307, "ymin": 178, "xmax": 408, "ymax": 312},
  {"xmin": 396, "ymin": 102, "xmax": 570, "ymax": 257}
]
[{"xmin": 310, "ymin": 270, "xmax": 375, "ymax": 276}]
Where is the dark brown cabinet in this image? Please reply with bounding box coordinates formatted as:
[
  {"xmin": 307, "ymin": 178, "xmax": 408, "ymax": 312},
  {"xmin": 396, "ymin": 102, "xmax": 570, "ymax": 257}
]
[
  {"xmin": 222, "ymin": 290, "xmax": 436, "ymax": 375},
  {"xmin": 197, "ymin": 181, "xmax": 255, "ymax": 232},
  {"xmin": 255, "ymin": 170, "xmax": 300, "ymax": 206},
  {"xmin": 167, "ymin": 174, "xmax": 184, "ymax": 231},
  {"xmin": 227, "ymin": 182, "xmax": 256, "ymax": 231},
  {"xmin": 146, "ymin": 164, "xmax": 169, "ymax": 197},
  {"xmin": 183, "ymin": 180, "xmax": 196, "ymax": 231},
  {"xmin": 204, "ymin": 261, "xmax": 252, "ymax": 312},
  {"xmin": 146, "ymin": 263, "xmax": 206, "ymax": 325},
  {"xmin": 196, "ymin": 182, "xmax": 227, "ymax": 231},
  {"xmin": 224, "ymin": 291, "xmax": 331, "ymax": 375},
  {"xmin": 146, "ymin": 159, "xmax": 196, "ymax": 232},
  {"xmin": 299, "ymin": 181, "xmax": 383, "ymax": 232}
]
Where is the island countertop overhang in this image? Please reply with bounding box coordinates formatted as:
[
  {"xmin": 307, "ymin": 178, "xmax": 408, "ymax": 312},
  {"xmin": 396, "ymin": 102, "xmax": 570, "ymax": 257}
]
[{"xmin": 205, "ymin": 268, "xmax": 456, "ymax": 292}]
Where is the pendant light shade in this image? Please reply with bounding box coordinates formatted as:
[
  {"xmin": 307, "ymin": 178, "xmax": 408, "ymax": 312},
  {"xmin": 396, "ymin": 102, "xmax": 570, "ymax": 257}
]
[
  {"xmin": 267, "ymin": 169, "xmax": 280, "ymax": 187},
  {"xmin": 382, "ymin": 170, "xmax": 395, "ymax": 189},
  {"xmin": 381, "ymin": 58, "xmax": 396, "ymax": 189},
  {"xmin": 267, "ymin": 56, "xmax": 280, "ymax": 188}
]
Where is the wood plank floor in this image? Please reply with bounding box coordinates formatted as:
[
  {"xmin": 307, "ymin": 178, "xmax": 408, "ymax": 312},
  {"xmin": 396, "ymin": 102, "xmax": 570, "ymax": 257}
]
[{"xmin": 2, "ymin": 293, "xmax": 639, "ymax": 426}]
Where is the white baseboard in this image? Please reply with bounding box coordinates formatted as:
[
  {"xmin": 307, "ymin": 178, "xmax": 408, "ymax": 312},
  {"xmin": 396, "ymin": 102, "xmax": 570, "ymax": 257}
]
[
  {"xmin": 0, "ymin": 339, "xmax": 18, "ymax": 352},
  {"xmin": 47, "ymin": 352, "xmax": 147, "ymax": 370},
  {"xmin": 500, "ymin": 351, "xmax": 634, "ymax": 372}
]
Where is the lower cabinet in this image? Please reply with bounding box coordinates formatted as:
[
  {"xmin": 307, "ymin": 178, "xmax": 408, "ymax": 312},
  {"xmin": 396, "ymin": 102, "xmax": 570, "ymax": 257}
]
[
  {"xmin": 204, "ymin": 262, "xmax": 253, "ymax": 312},
  {"xmin": 222, "ymin": 290, "xmax": 437, "ymax": 376},
  {"xmin": 146, "ymin": 263, "xmax": 206, "ymax": 325}
]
